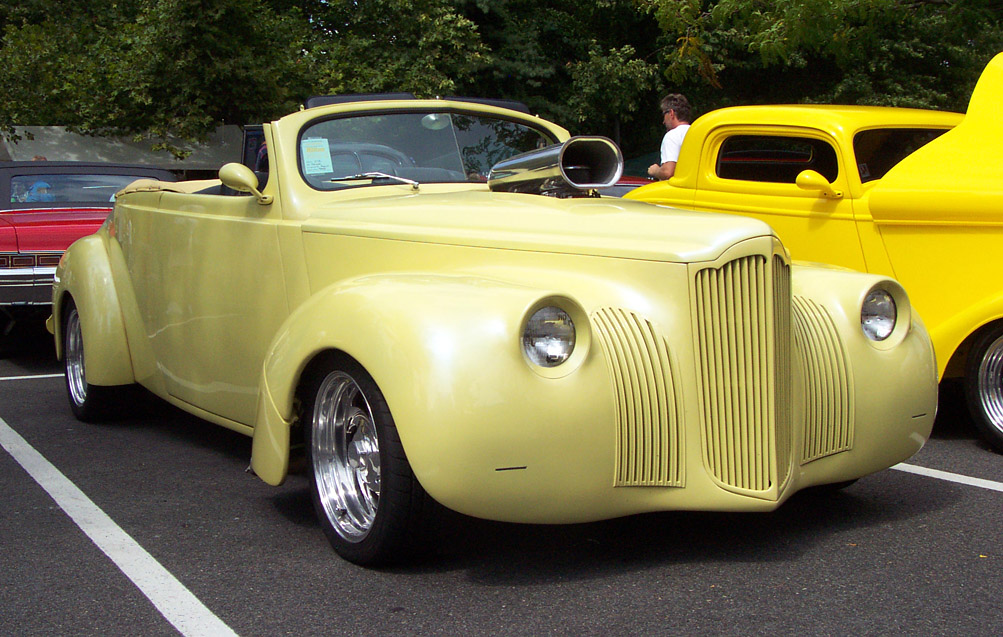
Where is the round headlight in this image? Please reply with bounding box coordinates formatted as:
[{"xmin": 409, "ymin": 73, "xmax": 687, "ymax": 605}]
[
  {"xmin": 861, "ymin": 288, "xmax": 897, "ymax": 341},
  {"xmin": 523, "ymin": 306, "xmax": 576, "ymax": 367}
]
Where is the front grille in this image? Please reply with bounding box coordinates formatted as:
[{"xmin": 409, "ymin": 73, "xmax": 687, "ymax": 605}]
[
  {"xmin": 592, "ymin": 307, "xmax": 683, "ymax": 487},
  {"xmin": 692, "ymin": 254, "xmax": 792, "ymax": 493},
  {"xmin": 792, "ymin": 296, "xmax": 853, "ymax": 462}
]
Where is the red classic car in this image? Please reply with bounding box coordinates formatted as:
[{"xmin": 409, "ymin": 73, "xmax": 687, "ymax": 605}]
[{"xmin": 1, "ymin": 162, "xmax": 175, "ymax": 340}]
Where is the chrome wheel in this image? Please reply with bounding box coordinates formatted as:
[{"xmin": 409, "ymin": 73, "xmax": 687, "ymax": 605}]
[
  {"xmin": 311, "ymin": 371, "xmax": 381, "ymax": 542},
  {"xmin": 977, "ymin": 334, "xmax": 1003, "ymax": 435},
  {"xmin": 304, "ymin": 356, "xmax": 432, "ymax": 565},
  {"xmin": 64, "ymin": 306, "xmax": 88, "ymax": 408}
]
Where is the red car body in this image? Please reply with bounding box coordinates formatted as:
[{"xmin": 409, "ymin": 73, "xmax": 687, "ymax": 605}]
[{"xmin": 1, "ymin": 162, "xmax": 175, "ymax": 330}]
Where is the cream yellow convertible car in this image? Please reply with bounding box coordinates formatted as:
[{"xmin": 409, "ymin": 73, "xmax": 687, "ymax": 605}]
[{"xmin": 50, "ymin": 95, "xmax": 937, "ymax": 565}]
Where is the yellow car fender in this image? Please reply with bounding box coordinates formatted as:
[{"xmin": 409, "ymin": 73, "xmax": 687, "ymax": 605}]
[
  {"xmin": 250, "ymin": 273, "xmax": 576, "ymax": 487},
  {"xmin": 51, "ymin": 233, "xmax": 135, "ymax": 387},
  {"xmin": 788, "ymin": 264, "xmax": 938, "ymax": 476},
  {"xmin": 927, "ymin": 295, "xmax": 1003, "ymax": 377}
]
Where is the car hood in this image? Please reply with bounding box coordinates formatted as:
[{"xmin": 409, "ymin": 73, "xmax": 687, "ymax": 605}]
[
  {"xmin": 301, "ymin": 189, "xmax": 774, "ymax": 264},
  {"xmin": 0, "ymin": 215, "xmax": 13, "ymax": 252}
]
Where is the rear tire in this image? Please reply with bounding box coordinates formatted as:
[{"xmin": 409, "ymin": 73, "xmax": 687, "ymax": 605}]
[
  {"xmin": 303, "ymin": 354, "xmax": 434, "ymax": 566},
  {"xmin": 964, "ymin": 324, "xmax": 1003, "ymax": 453},
  {"xmin": 62, "ymin": 299, "xmax": 118, "ymax": 422}
]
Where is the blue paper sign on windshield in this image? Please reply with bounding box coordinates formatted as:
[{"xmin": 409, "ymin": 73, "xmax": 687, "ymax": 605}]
[{"xmin": 301, "ymin": 138, "xmax": 334, "ymax": 174}]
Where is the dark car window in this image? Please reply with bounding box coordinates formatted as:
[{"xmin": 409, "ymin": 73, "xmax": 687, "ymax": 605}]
[
  {"xmin": 299, "ymin": 111, "xmax": 557, "ymax": 190},
  {"xmin": 10, "ymin": 173, "xmax": 154, "ymax": 204},
  {"xmin": 853, "ymin": 128, "xmax": 949, "ymax": 183},
  {"xmin": 716, "ymin": 135, "xmax": 839, "ymax": 184}
]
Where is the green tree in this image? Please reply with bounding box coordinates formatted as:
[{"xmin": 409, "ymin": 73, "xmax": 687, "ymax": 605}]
[
  {"xmin": 569, "ymin": 43, "xmax": 660, "ymax": 146},
  {"xmin": 306, "ymin": 0, "xmax": 488, "ymax": 97},
  {"xmin": 4, "ymin": 0, "xmax": 997, "ymax": 161},
  {"xmin": 0, "ymin": 0, "xmax": 313, "ymax": 153},
  {"xmin": 641, "ymin": 0, "xmax": 1003, "ymax": 112},
  {"xmin": 454, "ymin": 0, "xmax": 663, "ymax": 152},
  {"xmin": 0, "ymin": 0, "xmax": 495, "ymax": 152}
]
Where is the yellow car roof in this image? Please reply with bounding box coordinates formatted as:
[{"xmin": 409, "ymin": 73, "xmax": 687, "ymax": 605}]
[{"xmin": 691, "ymin": 103, "xmax": 963, "ymax": 131}]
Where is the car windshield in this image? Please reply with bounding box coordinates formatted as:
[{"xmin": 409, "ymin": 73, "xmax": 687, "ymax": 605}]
[
  {"xmin": 10, "ymin": 173, "xmax": 155, "ymax": 204},
  {"xmin": 298, "ymin": 111, "xmax": 557, "ymax": 190}
]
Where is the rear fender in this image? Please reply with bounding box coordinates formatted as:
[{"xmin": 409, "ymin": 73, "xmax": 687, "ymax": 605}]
[{"xmin": 52, "ymin": 233, "xmax": 134, "ymax": 386}]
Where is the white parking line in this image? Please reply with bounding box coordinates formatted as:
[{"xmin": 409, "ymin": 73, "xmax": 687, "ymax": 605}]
[
  {"xmin": 893, "ymin": 462, "xmax": 1003, "ymax": 492},
  {"xmin": 0, "ymin": 418, "xmax": 239, "ymax": 637},
  {"xmin": 0, "ymin": 373, "xmax": 63, "ymax": 381}
]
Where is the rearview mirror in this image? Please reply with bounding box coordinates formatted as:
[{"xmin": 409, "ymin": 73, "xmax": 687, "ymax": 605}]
[
  {"xmin": 219, "ymin": 163, "xmax": 273, "ymax": 204},
  {"xmin": 796, "ymin": 169, "xmax": 843, "ymax": 199}
]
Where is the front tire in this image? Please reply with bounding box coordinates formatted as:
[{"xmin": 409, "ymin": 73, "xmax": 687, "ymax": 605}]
[
  {"xmin": 304, "ymin": 355, "xmax": 433, "ymax": 565},
  {"xmin": 964, "ymin": 324, "xmax": 1003, "ymax": 453},
  {"xmin": 62, "ymin": 299, "xmax": 118, "ymax": 422}
]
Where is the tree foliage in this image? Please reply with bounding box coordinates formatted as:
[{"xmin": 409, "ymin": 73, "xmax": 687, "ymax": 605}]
[
  {"xmin": 307, "ymin": 0, "xmax": 488, "ymax": 97},
  {"xmin": 0, "ymin": 0, "xmax": 312, "ymax": 153},
  {"xmin": 642, "ymin": 0, "xmax": 1003, "ymax": 112},
  {"xmin": 0, "ymin": 0, "xmax": 1001, "ymax": 159}
]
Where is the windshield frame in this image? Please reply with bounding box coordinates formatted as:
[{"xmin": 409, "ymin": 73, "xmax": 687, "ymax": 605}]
[{"xmin": 295, "ymin": 106, "xmax": 562, "ymax": 192}]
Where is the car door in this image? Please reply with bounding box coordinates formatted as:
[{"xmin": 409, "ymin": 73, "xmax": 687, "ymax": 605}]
[
  {"xmin": 692, "ymin": 126, "xmax": 867, "ymax": 271},
  {"xmin": 124, "ymin": 189, "xmax": 288, "ymax": 426}
]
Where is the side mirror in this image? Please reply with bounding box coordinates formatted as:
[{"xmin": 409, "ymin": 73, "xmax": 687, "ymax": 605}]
[
  {"xmin": 795, "ymin": 169, "xmax": 843, "ymax": 199},
  {"xmin": 219, "ymin": 162, "xmax": 273, "ymax": 204}
]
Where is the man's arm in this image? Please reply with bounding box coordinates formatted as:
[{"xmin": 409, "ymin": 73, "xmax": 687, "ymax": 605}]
[{"xmin": 647, "ymin": 161, "xmax": 677, "ymax": 180}]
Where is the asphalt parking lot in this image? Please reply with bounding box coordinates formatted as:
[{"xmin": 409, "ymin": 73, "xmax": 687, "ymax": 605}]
[{"xmin": 2, "ymin": 325, "xmax": 1002, "ymax": 636}]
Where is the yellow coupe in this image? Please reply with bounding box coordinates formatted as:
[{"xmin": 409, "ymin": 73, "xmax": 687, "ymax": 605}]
[
  {"xmin": 50, "ymin": 95, "xmax": 937, "ymax": 565},
  {"xmin": 628, "ymin": 59, "xmax": 1003, "ymax": 452}
]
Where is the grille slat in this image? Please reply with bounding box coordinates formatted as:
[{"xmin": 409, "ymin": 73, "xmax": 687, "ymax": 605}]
[
  {"xmin": 593, "ymin": 308, "xmax": 683, "ymax": 487},
  {"xmin": 773, "ymin": 256, "xmax": 793, "ymax": 488}
]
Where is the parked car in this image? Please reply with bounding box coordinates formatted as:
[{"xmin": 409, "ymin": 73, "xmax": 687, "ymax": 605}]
[
  {"xmin": 624, "ymin": 99, "xmax": 1003, "ymax": 447},
  {"xmin": 50, "ymin": 95, "xmax": 937, "ymax": 565},
  {"xmin": 864, "ymin": 53, "xmax": 1003, "ymax": 451},
  {"xmin": 1, "ymin": 161, "xmax": 175, "ymax": 339},
  {"xmin": 600, "ymin": 174, "xmax": 653, "ymax": 197}
]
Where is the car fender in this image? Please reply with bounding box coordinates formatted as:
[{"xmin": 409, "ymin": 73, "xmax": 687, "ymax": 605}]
[
  {"xmin": 927, "ymin": 294, "xmax": 1003, "ymax": 378},
  {"xmin": 52, "ymin": 233, "xmax": 135, "ymax": 386},
  {"xmin": 250, "ymin": 273, "xmax": 570, "ymax": 486},
  {"xmin": 789, "ymin": 264, "xmax": 938, "ymax": 478}
]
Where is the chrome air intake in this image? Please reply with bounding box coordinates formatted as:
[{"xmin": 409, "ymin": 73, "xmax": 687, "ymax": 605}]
[{"xmin": 488, "ymin": 136, "xmax": 624, "ymax": 197}]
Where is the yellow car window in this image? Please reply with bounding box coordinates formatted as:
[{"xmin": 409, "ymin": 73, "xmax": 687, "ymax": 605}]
[
  {"xmin": 715, "ymin": 135, "xmax": 839, "ymax": 183},
  {"xmin": 852, "ymin": 128, "xmax": 949, "ymax": 182}
]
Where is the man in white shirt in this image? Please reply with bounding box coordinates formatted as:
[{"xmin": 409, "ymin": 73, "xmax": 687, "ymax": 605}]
[{"xmin": 647, "ymin": 94, "xmax": 692, "ymax": 180}]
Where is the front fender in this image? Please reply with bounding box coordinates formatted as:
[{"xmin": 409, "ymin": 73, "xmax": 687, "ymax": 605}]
[
  {"xmin": 250, "ymin": 274, "xmax": 576, "ymax": 487},
  {"xmin": 51, "ymin": 233, "xmax": 134, "ymax": 387},
  {"xmin": 927, "ymin": 293, "xmax": 1003, "ymax": 379},
  {"xmin": 790, "ymin": 264, "xmax": 938, "ymax": 482}
]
